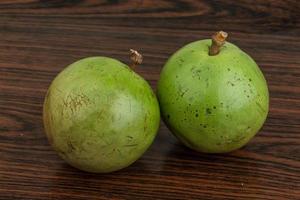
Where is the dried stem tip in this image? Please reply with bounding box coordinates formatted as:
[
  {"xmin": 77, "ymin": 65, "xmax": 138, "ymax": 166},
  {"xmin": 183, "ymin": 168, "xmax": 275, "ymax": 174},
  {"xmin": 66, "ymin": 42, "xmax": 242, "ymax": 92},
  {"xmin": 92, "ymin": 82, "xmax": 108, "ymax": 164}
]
[
  {"xmin": 130, "ymin": 49, "xmax": 143, "ymax": 69},
  {"xmin": 209, "ymin": 31, "xmax": 228, "ymax": 56}
]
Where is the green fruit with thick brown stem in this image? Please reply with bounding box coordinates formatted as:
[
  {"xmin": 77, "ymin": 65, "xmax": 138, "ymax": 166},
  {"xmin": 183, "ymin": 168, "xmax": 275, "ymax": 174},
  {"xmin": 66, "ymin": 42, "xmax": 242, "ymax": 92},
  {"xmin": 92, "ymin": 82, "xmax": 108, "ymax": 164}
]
[
  {"xmin": 43, "ymin": 50, "xmax": 160, "ymax": 173},
  {"xmin": 157, "ymin": 31, "xmax": 269, "ymax": 153}
]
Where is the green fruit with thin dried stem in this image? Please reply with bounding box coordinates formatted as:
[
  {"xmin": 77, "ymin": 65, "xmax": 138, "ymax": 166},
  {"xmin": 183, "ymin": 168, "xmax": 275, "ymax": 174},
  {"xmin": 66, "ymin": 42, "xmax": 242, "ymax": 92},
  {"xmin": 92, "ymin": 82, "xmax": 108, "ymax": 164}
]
[
  {"xmin": 44, "ymin": 50, "xmax": 160, "ymax": 173},
  {"xmin": 157, "ymin": 31, "xmax": 269, "ymax": 153}
]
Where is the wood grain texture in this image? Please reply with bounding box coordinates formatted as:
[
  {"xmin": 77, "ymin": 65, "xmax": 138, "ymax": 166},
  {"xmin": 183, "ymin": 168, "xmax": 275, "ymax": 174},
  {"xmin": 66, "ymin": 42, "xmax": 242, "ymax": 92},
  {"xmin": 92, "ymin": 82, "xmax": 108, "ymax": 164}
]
[{"xmin": 0, "ymin": 0, "xmax": 299, "ymax": 199}]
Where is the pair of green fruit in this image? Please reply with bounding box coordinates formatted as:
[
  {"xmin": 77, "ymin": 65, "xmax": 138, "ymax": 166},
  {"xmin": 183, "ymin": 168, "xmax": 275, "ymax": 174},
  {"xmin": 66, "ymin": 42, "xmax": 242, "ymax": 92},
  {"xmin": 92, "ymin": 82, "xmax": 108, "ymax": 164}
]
[{"xmin": 43, "ymin": 31, "xmax": 269, "ymax": 173}]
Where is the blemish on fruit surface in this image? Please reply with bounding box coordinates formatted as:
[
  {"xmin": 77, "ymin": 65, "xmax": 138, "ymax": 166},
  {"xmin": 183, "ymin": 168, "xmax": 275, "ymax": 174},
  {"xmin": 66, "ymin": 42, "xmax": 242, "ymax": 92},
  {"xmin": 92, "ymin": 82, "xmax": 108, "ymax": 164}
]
[
  {"xmin": 227, "ymin": 81, "xmax": 235, "ymax": 86},
  {"xmin": 124, "ymin": 144, "xmax": 138, "ymax": 147},
  {"xmin": 256, "ymin": 101, "xmax": 266, "ymax": 114},
  {"xmin": 179, "ymin": 88, "xmax": 189, "ymax": 97},
  {"xmin": 206, "ymin": 108, "xmax": 212, "ymax": 115}
]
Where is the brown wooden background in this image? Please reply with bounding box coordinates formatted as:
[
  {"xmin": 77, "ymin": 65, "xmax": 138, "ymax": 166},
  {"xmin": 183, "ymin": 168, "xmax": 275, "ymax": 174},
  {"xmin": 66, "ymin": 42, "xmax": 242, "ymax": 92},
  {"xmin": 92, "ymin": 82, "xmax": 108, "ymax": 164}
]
[{"xmin": 0, "ymin": 0, "xmax": 299, "ymax": 199}]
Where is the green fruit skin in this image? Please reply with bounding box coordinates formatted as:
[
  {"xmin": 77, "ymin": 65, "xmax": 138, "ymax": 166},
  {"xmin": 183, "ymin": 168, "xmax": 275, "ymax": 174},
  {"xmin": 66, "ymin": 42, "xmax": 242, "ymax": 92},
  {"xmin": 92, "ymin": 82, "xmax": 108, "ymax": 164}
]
[
  {"xmin": 43, "ymin": 57, "xmax": 160, "ymax": 173},
  {"xmin": 157, "ymin": 39, "xmax": 269, "ymax": 153}
]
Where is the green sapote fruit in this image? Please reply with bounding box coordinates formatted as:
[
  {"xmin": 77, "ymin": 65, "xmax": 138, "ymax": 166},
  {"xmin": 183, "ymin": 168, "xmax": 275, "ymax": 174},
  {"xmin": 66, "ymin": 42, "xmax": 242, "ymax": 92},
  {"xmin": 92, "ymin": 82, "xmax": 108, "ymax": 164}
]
[
  {"xmin": 43, "ymin": 49, "xmax": 160, "ymax": 173},
  {"xmin": 157, "ymin": 31, "xmax": 269, "ymax": 153}
]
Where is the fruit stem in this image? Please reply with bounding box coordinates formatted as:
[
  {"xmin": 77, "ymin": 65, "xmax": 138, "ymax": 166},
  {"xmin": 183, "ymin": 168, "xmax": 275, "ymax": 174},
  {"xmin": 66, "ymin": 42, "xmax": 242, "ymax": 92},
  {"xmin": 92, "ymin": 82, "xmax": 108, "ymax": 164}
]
[
  {"xmin": 130, "ymin": 49, "xmax": 143, "ymax": 69},
  {"xmin": 209, "ymin": 31, "xmax": 228, "ymax": 56}
]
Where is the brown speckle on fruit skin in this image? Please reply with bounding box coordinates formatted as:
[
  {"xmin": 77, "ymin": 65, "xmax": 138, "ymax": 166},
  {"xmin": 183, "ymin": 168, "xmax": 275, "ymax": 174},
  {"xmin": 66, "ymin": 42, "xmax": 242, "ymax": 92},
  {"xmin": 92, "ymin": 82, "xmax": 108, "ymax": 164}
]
[
  {"xmin": 179, "ymin": 88, "xmax": 189, "ymax": 97},
  {"xmin": 144, "ymin": 114, "xmax": 148, "ymax": 131},
  {"xmin": 62, "ymin": 93, "xmax": 91, "ymax": 115},
  {"xmin": 67, "ymin": 140, "xmax": 76, "ymax": 152},
  {"xmin": 227, "ymin": 81, "xmax": 235, "ymax": 86},
  {"xmin": 206, "ymin": 108, "xmax": 212, "ymax": 115},
  {"xmin": 124, "ymin": 144, "xmax": 138, "ymax": 147},
  {"xmin": 256, "ymin": 101, "xmax": 267, "ymax": 114}
]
